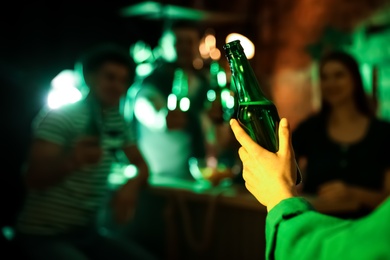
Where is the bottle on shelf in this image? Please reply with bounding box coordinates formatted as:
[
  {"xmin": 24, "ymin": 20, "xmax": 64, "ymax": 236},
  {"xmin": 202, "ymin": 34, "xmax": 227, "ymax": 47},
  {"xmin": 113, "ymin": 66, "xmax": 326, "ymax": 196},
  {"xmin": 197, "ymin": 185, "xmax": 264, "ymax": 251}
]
[{"xmin": 167, "ymin": 68, "xmax": 191, "ymax": 112}]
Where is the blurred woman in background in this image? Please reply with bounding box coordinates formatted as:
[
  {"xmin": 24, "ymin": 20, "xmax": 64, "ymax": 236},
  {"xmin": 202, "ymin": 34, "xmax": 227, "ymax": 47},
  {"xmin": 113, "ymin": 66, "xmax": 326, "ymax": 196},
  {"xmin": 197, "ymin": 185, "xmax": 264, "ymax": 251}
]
[{"xmin": 292, "ymin": 50, "xmax": 390, "ymax": 218}]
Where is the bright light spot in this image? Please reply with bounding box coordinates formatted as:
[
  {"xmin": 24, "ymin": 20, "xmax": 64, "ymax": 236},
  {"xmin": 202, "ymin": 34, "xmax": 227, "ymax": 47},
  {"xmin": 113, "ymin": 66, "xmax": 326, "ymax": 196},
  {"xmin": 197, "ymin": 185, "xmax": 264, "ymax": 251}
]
[
  {"xmin": 221, "ymin": 89, "xmax": 231, "ymax": 101},
  {"xmin": 47, "ymin": 87, "xmax": 82, "ymax": 109},
  {"xmin": 108, "ymin": 173, "xmax": 126, "ymax": 185},
  {"xmin": 167, "ymin": 94, "xmax": 177, "ymax": 111},
  {"xmin": 206, "ymin": 156, "xmax": 218, "ymax": 168},
  {"xmin": 205, "ymin": 34, "xmax": 216, "ymax": 51},
  {"xmin": 134, "ymin": 97, "xmax": 166, "ymax": 129},
  {"xmin": 180, "ymin": 97, "xmax": 190, "ymax": 112},
  {"xmin": 217, "ymin": 70, "xmax": 227, "ymax": 87},
  {"xmin": 210, "ymin": 62, "xmax": 219, "ymax": 74},
  {"xmin": 130, "ymin": 41, "xmax": 152, "ymax": 64},
  {"xmin": 73, "ymin": 62, "xmax": 90, "ymax": 97},
  {"xmin": 225, "ymin": 33, "xmax": 255, "ymax": 59},
  {"xmin": 188, "ymin": 157, "xmax": 203, "ymax": 181},
  {"xmin": 2, "ymin": 226, "xmax": 14, "ymax": 241},
  {"xmin": 172, "ymin": 68, "xmax": 187, "ymax": 96},
  {"xmin": 121, "ymin": 96, "xmax": 133, "ymax": 124},
  {"xmin": 361, "ymin": 63, "xmax": 372, "ymax": 94},
  {"xmin": 136, "ymin": 63, "xmax": 154, "ymax": 77},
  {"xmin": 47, "ymin": 70, "xmax": 83, "ymax": 109},
  {"xmin": 51, "ymin": 70, "xmax": 78, "ymax": 90},
  {"xmin": 221, "ymin": 89, "xmax": 235, "ymax": 109},
  {"xmin": 124, "ymin": 164, "xmax": 138, "ymax": 178},
  {"xmin": 207, "ymin": 89, "xmax": 216, "ymax": 102},
  {"xmin": 160, "ymin": 30, "xmax": 176, "ymax": 62},
  {"xmin": 199, "ymin": 42, "xmax": 209, "ymax": 59},
  {"xmin": 210, "ymin": 48, "xmax": 221, "ymax": 60},
  {"xmin": 226, "ymin": 95, "xmax": 235, "ymax": 109}
]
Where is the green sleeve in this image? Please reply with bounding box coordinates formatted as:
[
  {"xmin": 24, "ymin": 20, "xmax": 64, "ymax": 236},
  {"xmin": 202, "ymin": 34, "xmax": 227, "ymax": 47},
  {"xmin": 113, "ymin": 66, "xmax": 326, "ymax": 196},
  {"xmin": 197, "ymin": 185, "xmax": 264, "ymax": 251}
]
[{"xmin": 266, "ymin": 197, "xmax": 390, "ymax": 260}]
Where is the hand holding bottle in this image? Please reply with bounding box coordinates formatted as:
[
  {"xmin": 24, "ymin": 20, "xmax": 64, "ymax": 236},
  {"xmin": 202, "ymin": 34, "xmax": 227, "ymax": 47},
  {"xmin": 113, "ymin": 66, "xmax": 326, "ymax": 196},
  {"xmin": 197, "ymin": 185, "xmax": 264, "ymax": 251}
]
[
  {"xmin": 223, "ymin": 40, "xmax": 301, "ymax": 184},
  {"xmin": 230, "ymin": 118, "xmax": 297, "ymax": 211},
  {"xmin": 71, "ymin": 136, "xmax": 103, "ymax": 168}
]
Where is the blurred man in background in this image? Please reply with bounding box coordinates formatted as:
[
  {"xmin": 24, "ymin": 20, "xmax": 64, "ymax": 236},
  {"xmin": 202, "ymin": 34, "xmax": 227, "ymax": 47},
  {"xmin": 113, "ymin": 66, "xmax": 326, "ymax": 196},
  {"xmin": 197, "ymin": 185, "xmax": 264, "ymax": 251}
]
[
  {"xmin": 134, "ymin": 20, "xmax": 212, "ymax": 180},
  {"xmin": 13, "ymin": 43, "xmax": 156, "ymax": 260}
]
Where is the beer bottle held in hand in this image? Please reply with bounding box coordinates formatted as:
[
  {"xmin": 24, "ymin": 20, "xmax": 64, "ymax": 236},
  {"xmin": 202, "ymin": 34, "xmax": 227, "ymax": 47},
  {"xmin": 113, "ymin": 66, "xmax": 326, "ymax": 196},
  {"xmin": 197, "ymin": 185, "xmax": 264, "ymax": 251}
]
[{"xmin": 223, "ymin": 40, "xmax": 302, "ymax": 184}]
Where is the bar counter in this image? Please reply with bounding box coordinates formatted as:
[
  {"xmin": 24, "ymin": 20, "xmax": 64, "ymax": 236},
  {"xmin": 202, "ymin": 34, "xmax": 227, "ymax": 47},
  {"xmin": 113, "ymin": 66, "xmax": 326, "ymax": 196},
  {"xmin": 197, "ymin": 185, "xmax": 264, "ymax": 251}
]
[{"xmin": 142, "ymin": 176, "xmax": 360, "ymax": 260}]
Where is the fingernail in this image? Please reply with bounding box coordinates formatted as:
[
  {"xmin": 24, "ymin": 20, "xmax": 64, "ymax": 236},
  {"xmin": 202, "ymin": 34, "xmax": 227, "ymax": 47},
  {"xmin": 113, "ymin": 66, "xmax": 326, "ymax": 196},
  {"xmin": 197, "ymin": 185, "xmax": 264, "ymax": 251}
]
[
  {"xmin": 280, "ymin": 118, "xmax": 288, "ymax": 127},
  {"xmin": 229, "ymin": 119, "xmax": 234, "ymax": 125}
]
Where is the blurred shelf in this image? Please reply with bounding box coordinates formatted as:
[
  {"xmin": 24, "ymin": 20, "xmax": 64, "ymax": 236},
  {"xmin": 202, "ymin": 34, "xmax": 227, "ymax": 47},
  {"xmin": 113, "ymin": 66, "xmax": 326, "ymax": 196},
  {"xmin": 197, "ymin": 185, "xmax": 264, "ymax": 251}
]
[{"xmin": 120, "ymin": 1, "xmax": 247, "ymax": 24}]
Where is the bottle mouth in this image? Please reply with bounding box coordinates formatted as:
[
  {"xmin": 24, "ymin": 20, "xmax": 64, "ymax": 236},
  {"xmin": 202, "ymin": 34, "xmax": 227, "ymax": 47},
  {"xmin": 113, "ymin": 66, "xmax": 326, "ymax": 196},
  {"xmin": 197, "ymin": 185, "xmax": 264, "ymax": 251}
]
[
  {"xmin": 223, "ymin": 39, "xmax": 241, "ymax": 49},
  {"xmin": 223, "ymin": 40, "xmax": 243, "ymax": 56}
]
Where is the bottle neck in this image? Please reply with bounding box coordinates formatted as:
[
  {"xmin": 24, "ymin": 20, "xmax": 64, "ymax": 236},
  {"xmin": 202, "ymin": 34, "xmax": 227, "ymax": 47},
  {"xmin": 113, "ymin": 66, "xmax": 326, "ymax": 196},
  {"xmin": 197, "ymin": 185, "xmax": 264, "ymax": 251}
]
[{"xmin": 224, "ymin": 42, "xmax": 270, "ymax": 105}]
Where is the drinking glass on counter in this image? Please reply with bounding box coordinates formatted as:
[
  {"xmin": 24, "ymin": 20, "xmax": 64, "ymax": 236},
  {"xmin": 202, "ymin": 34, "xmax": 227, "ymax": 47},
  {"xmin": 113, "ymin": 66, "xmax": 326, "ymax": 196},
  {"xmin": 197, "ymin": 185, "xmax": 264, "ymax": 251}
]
[{"xmin": 188, "ymin": 156, "xmax": 241, "ymax": 189}]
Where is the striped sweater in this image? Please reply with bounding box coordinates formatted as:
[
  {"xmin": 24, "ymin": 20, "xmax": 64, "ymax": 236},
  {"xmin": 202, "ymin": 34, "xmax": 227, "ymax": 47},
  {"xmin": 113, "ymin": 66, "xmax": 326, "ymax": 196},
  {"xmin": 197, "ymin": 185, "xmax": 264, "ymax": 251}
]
[{"xmin": 16, "ymin": 99, "xmax": 135, "ymax": 235}]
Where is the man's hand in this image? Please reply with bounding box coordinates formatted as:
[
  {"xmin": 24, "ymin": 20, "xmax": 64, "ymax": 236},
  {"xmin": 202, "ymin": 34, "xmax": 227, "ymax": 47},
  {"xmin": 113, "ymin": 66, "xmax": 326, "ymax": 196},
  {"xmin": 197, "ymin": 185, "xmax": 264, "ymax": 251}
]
[
  {"xmin": 166, "ymin": 109, "xmax": 188, "ymax": 130},
  {"xmin": 230, "ymin": 118, "xmax": 297, "ymax": 211},
  {"xmin": 25, "ymin": 137, "xmax": 102, "ymax": 190},
  {"xmin": 72, "ymin": 136, "xmax": 102, "ymax": 167}
]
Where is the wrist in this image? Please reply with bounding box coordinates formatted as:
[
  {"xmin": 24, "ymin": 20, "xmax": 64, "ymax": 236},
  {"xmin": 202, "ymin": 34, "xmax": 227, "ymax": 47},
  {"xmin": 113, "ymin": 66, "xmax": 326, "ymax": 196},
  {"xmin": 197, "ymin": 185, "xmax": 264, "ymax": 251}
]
[{"xmin": 266, "ymin": 188, "xmax": 297, "ymax": 212}]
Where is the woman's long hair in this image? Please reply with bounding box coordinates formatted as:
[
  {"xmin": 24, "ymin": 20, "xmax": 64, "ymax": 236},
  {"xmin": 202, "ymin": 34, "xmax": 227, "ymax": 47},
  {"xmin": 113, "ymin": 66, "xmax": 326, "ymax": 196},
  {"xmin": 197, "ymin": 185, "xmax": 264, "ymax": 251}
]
[{"xmin": 318, "ymin": 50, "xmax": 374, "ymax": 117}]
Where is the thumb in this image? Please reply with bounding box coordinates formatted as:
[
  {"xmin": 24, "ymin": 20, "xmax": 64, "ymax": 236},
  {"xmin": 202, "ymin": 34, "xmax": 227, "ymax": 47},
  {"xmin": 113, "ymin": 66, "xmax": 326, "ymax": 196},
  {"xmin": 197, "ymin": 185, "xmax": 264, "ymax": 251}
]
[{"xmin": 278, "ymin": 118, "xmax": 291, "ymax": 156}]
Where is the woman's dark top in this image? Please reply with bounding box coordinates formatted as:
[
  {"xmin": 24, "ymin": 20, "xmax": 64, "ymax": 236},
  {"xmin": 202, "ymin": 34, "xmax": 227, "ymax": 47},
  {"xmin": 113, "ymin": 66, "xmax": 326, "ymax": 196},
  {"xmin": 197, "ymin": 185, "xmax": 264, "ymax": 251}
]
[{"xmin": 292, "ymin": 114, "xmax": 390, "ymax": 218}]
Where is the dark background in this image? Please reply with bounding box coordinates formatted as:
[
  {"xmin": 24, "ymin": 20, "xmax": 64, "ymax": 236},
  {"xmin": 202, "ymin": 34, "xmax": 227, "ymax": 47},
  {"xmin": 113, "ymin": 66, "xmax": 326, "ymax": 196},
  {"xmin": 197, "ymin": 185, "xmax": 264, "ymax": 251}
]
[
  {"xmin": 1, "ymin": 0, "xmax": 390, "ymax": 230},
  {"xmin": 1, "ymin": 0, "xmax": 160, "ymax": 108},
  {"xmin": 0, "ymin": 0, "xmax": 163, "ymax": 227}
]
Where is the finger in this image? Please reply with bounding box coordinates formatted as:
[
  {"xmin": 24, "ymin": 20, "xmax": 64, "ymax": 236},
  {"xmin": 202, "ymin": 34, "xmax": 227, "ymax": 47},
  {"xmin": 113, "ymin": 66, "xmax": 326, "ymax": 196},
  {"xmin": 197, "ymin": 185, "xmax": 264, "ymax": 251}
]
[
  {"xmin": 241, "ymin": 167, "xmax": 263, "ymax": 188},
  {"xmin": 245, "ymin": 182, "xmax": 261, "ymax": 203},
  {"xmin": 230, "ymin": 119, "xmax": 267, "ymax": 156},
  {"xmin": 242, "ymin": 166, "xmax": 253, "ymax": 182},
  {"xmin": 238, "ymin": 147, "xmax": 250, "ymax": 162},
  {"xmin": 278, "ymin": 118, "xmax": 291, "ymax": 156},
  {"xmin": 244, "ymin": 181, "xmax": 257, "ymax": 195}
]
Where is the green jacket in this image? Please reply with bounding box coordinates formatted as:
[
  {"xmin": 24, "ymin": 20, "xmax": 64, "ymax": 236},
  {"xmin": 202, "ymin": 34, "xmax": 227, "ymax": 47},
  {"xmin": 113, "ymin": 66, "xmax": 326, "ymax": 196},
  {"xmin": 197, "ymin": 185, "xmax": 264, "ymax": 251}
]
[{"xmin": 266, "ymin": 197, "xmax": 390, "ymax": 260}]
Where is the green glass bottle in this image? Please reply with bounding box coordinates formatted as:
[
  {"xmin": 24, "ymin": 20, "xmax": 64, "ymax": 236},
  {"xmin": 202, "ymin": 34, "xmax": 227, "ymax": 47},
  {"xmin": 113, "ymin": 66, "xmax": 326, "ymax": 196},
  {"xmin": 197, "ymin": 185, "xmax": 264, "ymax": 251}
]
[{"xmin": 223, "ymin": 40, "xmax": 301, "ymax": 184}]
